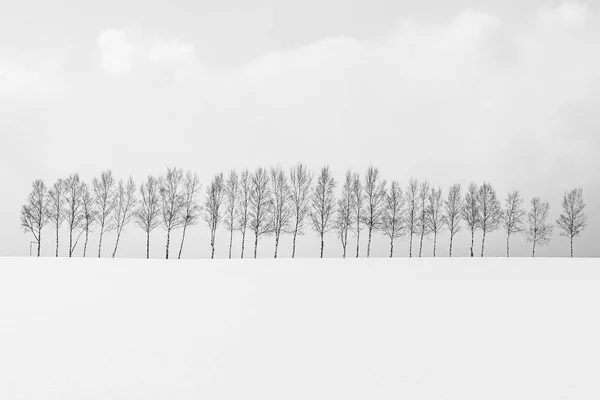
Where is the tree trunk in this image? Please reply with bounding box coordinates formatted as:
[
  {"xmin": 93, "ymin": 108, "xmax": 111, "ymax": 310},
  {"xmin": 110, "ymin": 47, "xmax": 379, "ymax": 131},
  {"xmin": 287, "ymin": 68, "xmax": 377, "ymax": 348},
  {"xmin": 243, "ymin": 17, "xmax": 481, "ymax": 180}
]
[
  {"xmin": 146, "ymin": 231, "xmax": 150, "ymax": 259},
  {"xmin": 470, "ymin": 229, "xmax": 474, "ymax": 258},
  {"xmin": 532, "ymin": 241, "xmax": 536, "ymax": 257},
  {"xmin": 228, "ymin": 227, "xmax": 233, "ymax": 259},
  {"xmin": 55, "ymin": 227, "xmax": 59, "ymax": 257},
  {"xmin": 570, "ymin": 236, "xmax": 574, "ymax": 258},
  {"xmin": 98, "ymin": 228, "xmax": 103, "ymax": 258},
  {"xmin": 342, "ymin": 242, "xmax": 347, "ymax": 258},
  {"xmin": 83, "ymin": 228, "xmax": 89, "ymax": 258},
  {"xmin": 390, "ymin": 239, "xmax": 394, "ymax": 258},
  {"xmin": 409, "ymin": 233, "xmax": 413, "ymax": 258},
  {"xmin": 274, "ymin": 232, "xmax": 280, "ymax": 259},
  {"xmin": 254, "ymin": 232, "xmax": 259, "ymax": 259},
  {"xmin": 320, "ymin": 234, "xmax": 324, "ymax": 258},
  {"xmin": 481, "ymin": 232, "xmax": 486, "ymax": 257},
  {"xmin": 178, "ymin": 224, "xmax": 188, "ymax": 260},
  {"xmin": 355, "ymin": 229, "xmax": 360, "ymax": 258},
  {"xmin": 449, "ymin": 235, "xmax": 453, "ymax": 258},
  {"xmin": 69, "ymin": 228, "xmax": 73, "ymax": 257},
  {"xmin": 112, "ymin": 230, "xmax": 121, "ymax": 258},
  {"xmin": 367, "ymin": 227, "xmax": 373, "ymax": 258},
  {"xmin": 37, "ymin": 230, "xmax": 42, "ymax": 257},
  {"xmin": 165, "ymin": 229, "xmax": 171, "ymax": 259},
  {"xmin": 291, "ymin": 230, "xmax": 297, "ymax": 258},
  {"xmin": 211, "ymin": 231, "xmax": 215, "ymax": 259},
  {"xmin": 433, "ymin": 233, "xmax": 437, "ymax": 257},
  {"xmin": 419, "ymin": 232, "xmax": 424, "ymax": 257},
  {"xmin": 241, "ymin": 230, "xmax": 246, "ymax": 259},
  {"xmin": 506, "ymin": 234, "xmax": 510, "ymax": 257}
]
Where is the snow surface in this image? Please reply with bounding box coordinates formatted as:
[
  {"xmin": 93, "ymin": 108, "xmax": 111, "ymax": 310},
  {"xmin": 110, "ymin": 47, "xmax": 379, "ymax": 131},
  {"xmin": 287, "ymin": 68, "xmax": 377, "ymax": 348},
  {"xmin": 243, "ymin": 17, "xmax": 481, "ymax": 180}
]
[{"xmin": 1, "ymin": 257, "xmax": 599, "ymax": 400}]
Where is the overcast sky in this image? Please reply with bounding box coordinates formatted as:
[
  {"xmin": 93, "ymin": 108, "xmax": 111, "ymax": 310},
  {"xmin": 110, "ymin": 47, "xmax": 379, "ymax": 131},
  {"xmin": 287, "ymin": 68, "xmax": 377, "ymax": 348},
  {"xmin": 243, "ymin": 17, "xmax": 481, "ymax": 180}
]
[{"xmin": 1, "ymin": 0, "xmax": 598, "ymax": 258}]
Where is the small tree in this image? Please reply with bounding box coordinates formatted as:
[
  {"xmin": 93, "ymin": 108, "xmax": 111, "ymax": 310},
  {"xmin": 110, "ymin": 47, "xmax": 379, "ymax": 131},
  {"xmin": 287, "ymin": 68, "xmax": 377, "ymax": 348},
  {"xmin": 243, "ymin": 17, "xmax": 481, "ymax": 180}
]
[
  {"xmin": 80, "ymin": 183, "xmax": 97, "ymax": 257},
  {"xmin": 47, "ymin": 179, "xmax": 66, "ymax": 257},
  {"xmin": 427, "ymin": 187, "xmax": 444, "ymax": 257},
  {"xmin": 444, "ymin": 184, "xmax": 462, "ymax": 257},
  {"xmin": 351, "ymin": 173, "xmax": 365, "ymax": 258},
  {"xmin": 417, "ymin": 180, "xmax": 431, "ymax": 257},
  {"xmin": 381, "ymin": 181, "xmax": 404, "ymax": 258},
  {"xmin": 64, "ymin": 173, "xmax": 85, "ymax": 257},
  {"xmin": 362, "ymin": 166, "xmax": 387, "ymax": 258},
  {"xmin": 557, "ymin": 188, "xmax": 587, "ymax": 258},
  {"xmin": 93, "ymin": 170, "xmax": 117, "ymax": 258},
  {"xmin": 477, "ymin": 182, "xmax": 502, "ymax": 257},
  {"xmin": 405, "ymin": 179, "xmax": 419, "ymax": 258},
  {"xmin": 249, "ymin": 167, "xmax": 273, "ymax": 258},
  {"xmin": 336, "ymin": 171, "xmax": 354, "ymax": 258},
  {"xmin": 20, "ymin": 180, "xmax": 48, "ymax": 257},
  {"xmin": 502, "ymin": 190, "xmax": 525, "ymax": 257},
  {"xmin": 159, "ymin": 167, "xmax": 185, "ymax": 259},
  {"xmin": 178, "ymin": 171, "xmax": 202, "ymax": 259},
  {"xmin": 289, "ymin": 163, "xmax": 313, "ymax": 258},
  {"xmin": 310, "ymin": 166, "xmax": 337, "ymax": 258},
  {"xmin": 526, "ymin": 197, "xmax": 553, "ymax": 257},
  {"xmin": 203, "ymin": 173, "xmax": 225, "ymax": 259},
  {"xmin": 461, "ymin": 182, "xmax": 480, "ymax": 258},
  {"xmin": 270, "ymin": 166, "xmax": 292, "ymax": 258},
  {"xmin": 111, "ymin": 177, "xmax": 137, "ymax": 258},
  {"xmin": 236, "ymin": 169, "xmax": 251, "ymax": 258},
  {"xmin": 224, "ymin": 170, "xmax": 240, "ymax": 259},
  {"xmin": 135, "ymin": 175, "xmax": 161, "ymax": 259}
]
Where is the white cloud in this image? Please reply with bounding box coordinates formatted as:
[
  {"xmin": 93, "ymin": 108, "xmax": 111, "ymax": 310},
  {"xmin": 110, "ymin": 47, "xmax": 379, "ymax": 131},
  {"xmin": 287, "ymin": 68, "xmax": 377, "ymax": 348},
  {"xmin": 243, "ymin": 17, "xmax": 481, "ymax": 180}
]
[{"xmin": 97, "ymin": 29, "xmax": 135, "ymax": 75}]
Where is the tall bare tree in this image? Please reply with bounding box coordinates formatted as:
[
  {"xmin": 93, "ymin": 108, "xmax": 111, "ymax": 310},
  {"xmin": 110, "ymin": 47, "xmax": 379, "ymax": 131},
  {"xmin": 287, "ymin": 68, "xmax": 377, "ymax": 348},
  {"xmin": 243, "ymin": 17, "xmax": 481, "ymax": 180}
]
[
  {"xmin": 237, "ymin": 169, "xmax": 251, "ymax": 258},
  {"xmin": 93, "ymin": 170, "xmax": 117, "ymax": 257},
  {"xmin": 502, "ymin": 190, "xmax": 526, "ymax": 257},
  {"xmin": 20, "ymin": 180, "xmax": 48, "ymax": 257},
  {"xmin": 178, "ymin": 171, "xmax": 202, "ymax": 259},
  {"xmin": 336, "ymin": 171, "xmax": 354, "ymax": 258},
  {"xmin": 477, "ymin": 182, "xmax": 502, "ymax": 257},
  {"xmin": 64, "ymin": 174, "xmax": 86, "ymax": 257},
  {"xmin": 80, "ymin": 183, "xmax": 97, "ymax": 257},
  {"xmin": 444, "ymin": 184, "xmax": 462, "ymax": 257},
  {"xmin": 461, "ymin": 182, "xmax": 480, "ymax": 258},
  {"xmin": 362, "ymin": 166, "xmax": 387, "ymax": 258},
  {"xmin": 249, "ymin": 167, "xmax": 273, "ymax": 258},
  {"xmin": 557, "ymin": 188, "xmax": 587, "ymax": 258},
  {"xmin": 310, "ymin": 166, "xmax": 337, "ymax": 258},
  {"xmin": 405, "ymin": 179, "xmax": 419, "ymax": 258},
  {"xmin": 270, "ymin": 166, "xmax": 292, "ymax": 258},
  {"xmin": 112, "ymin": 177, "xmax": 136, "ymax": 258},
  {"xmin": 224, "ymin": 170, "xmax": 240, "ymax": 259},
  {"xmin": 135, "ymin": 175, "xmax": 161, "ymax": 259},
  {"xmin": 351, "ymin": 172, "xmax": 364, "ymax": 258},
  {"xmin": 417, "ymin": 180, "xmax": 431, "ymax": 257},
  {"xmin": 159, "ymin": 167, "xmax": 185, "ymax": 259},
  {"xmin": 203, "ymin": 173, "xmax": 225, "ymax": 259},
  {"xmin": 427, "ymin": 187, "xmax": 445, "ymax": 257},
  {"xmin": 289, "ymin": 163, "xmax": 313, "ymax": 258},
  {"xmin": 46, "ymin": 178, "xmax": 66, "ymax": 257},
  {"xmin": 526, "ymin": 197, "xmax": 553, "ymax": 257},
  {"xmin": 381, "ymin": 181, "xmax": 404, "ymax": 258}
]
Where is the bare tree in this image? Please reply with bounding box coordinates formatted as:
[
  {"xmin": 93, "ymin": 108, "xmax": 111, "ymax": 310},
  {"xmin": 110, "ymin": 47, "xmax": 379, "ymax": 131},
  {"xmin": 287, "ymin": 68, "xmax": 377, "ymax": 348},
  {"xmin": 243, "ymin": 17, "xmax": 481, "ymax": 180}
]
[
  {"xmin": 310, "ymin": 166, "xmax": 337, "ymax": 258},
  {"xmin": 289, "ymin": 163, "xmax": 313, "ymax": 258},
  {"xmin": 335, "ymin": 171, "xmax": 354, "ymax": 258},
  {"xmin": 557, "ymin": 188, "xmax": 587, "ymax": 258},
  {"xmin": 477, "ymin": 182, "xmax": 502, "ymax": 257},
  {"xmin": 203, "ymin": 173, "xmax": 225, "ymax": 259},
  {"xmin": 20, "ymin": 180, "xmax": 48, "ymax": 257},
  {"xmin": 381, "ymin": 181, "xmax": 404, "ymax": 257},
  {"xmin": 111, "ymin": 177, "xmax": 137, "ymax": 258},
  {"xmin": 249, "ymin": 167, "xmax": 273, "ymax": 258},
  {"xmin": 46, "ymin": 179, "xmax": 66, "ymax": 257},
  {"xmin": 224, "ymin": 170, "xmax": 240, "ymax": 259},
  {"xmin": 362, "ymin": 166, "xmax": 387, "ymax": 258},
  {"xmin": 270, "ymin": 166, "xmax": 292, "ymax": 258},
  {"xmin": 178, "ymin": 171, "xmax": 202, "ymax": 259},
  {"xmin": 444, "ymin": 184, "xmax": 462, "ymax": 257},
  {"xmin": 351, "ymin": 173, "xmax": 364, "ymax": 258},
  {"xmin": 135, "ymin": 175, "xmax": 161, "ymax": 259},
  {"xmin": 80, "ymin": 183, "xmax": 97, "ymax": 257},
  {"xmin": 417, "ymin": 180, "xmax": 431, "ymax": 257},
  {"xmin": 502, "ymin": 190, "xmax": 526, "ymax": 257},
  {"xmin": 405, "ymin": 179, "xmax": 419, "ymax": 258},
  {"xmin": 461, "ymin": 182, "xmax": 480, "ymax": 258},
  {"xmin": 159, "ymin": 168, "xmax": 185, "ymax": 259},
  {"xmin": 427, "ymin": 187, "xmax": 444, "ymax": 257},
  {"xmin": 236, "ymin": 169, "xmax": 251, "ymax": 258},
  {"xmin": 93, "ymin": 170, "xmax": 117, "ymax": 258},
  {"xmin": 64, "ymin": 174, "xmax": 85, "ymax": 257},
  {"xmin": 526, "ymin": 197, "xmax": 553, "ymax": 257}
]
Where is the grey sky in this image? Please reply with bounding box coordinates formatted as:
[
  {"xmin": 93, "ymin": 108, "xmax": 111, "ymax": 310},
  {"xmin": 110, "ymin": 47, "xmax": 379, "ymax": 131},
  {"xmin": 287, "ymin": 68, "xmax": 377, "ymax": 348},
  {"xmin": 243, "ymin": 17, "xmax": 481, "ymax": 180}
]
[{"xmin": 1, "ymin": 0, "xmax": 598, "ymax": 258}]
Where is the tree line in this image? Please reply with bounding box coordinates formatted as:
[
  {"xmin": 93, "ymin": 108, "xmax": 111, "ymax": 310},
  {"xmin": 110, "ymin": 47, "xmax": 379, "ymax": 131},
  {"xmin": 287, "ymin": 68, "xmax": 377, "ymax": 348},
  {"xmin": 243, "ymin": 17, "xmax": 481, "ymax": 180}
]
[{"xmin": 20, "ymin": 165, "xmax": 588, "ymax": 259}]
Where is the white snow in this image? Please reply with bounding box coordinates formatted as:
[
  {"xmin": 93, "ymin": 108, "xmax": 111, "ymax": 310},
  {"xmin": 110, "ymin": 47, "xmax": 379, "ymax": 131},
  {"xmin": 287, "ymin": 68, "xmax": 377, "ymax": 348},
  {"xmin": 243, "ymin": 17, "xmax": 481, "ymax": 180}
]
[{"xmin": 1, "ymin": 257, "xmax": 599, "ymax": 399}]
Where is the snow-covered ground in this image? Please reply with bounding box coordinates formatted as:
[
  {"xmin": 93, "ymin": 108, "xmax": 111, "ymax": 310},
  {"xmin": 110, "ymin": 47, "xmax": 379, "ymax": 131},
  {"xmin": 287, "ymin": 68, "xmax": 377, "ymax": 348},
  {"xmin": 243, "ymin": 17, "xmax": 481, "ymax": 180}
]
[{"xmin": 1, "ymin": 257, "xmax": 599, "ymax": 400}]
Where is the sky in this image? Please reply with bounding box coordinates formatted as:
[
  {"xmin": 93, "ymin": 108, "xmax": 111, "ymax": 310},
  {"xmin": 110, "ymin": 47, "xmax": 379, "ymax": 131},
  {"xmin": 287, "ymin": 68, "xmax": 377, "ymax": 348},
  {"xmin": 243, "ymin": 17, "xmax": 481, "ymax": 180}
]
[{"xmin": 1, "ymin": 0, "xmax": 598, "ymax": 258}]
